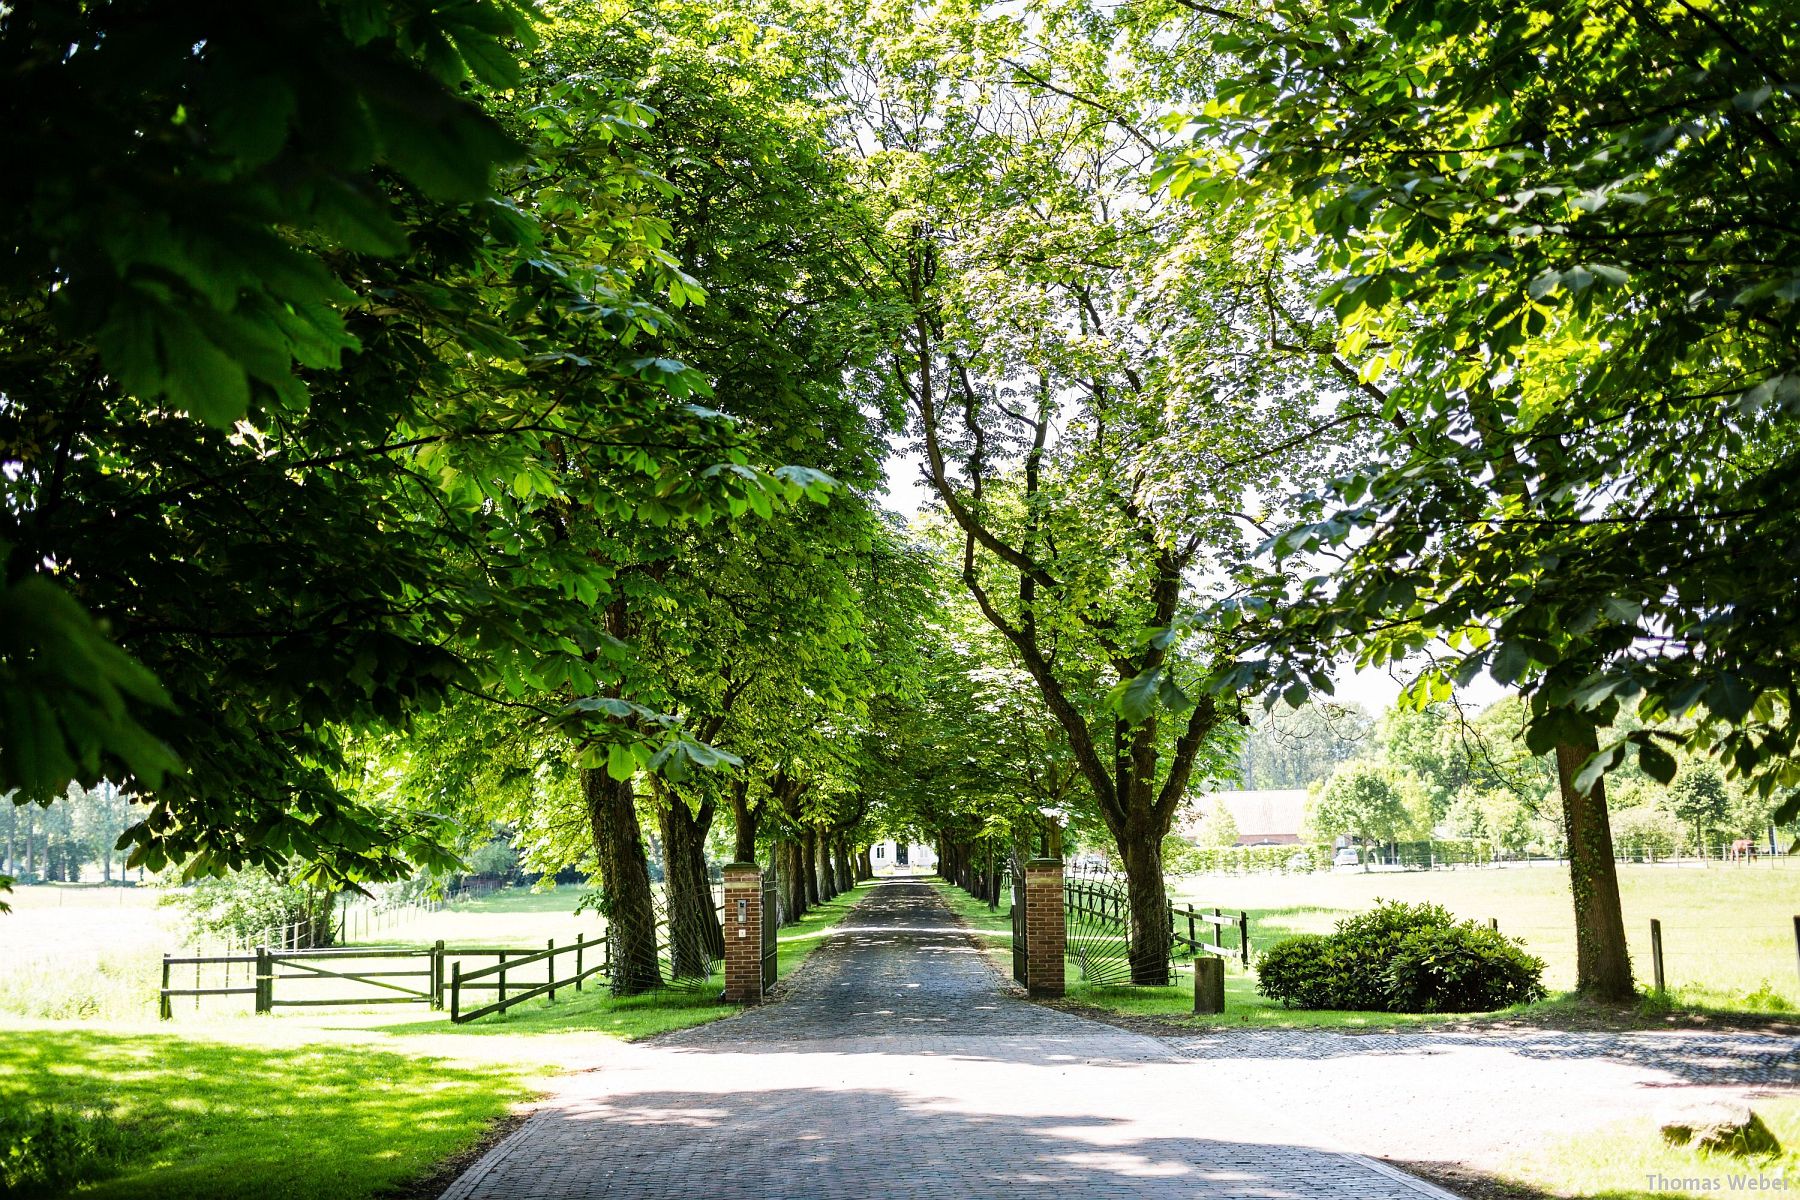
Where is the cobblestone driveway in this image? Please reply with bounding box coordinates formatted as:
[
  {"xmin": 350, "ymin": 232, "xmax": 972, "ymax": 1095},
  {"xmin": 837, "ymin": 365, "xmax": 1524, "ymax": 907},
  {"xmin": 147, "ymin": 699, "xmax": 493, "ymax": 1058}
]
[{"xmin": 442, "ymin": 880, "xmax": 1453, "ymax": 1200}]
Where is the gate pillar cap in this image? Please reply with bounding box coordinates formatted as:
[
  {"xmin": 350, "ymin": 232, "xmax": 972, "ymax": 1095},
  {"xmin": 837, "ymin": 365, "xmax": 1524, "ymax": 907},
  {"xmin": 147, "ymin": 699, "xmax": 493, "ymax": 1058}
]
[
  {"xmin": 723, "ymin": 862, "xmax": 761, "ymax": 877},
  {"xmin": 1023, "ymin": 858, "xmax": 1064, "ymax": 870}
]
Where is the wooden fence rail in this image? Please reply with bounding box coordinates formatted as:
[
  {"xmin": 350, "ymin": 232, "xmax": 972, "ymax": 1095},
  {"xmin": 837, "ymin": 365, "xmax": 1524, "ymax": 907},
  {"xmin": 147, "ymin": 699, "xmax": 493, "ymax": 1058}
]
[
  {"xmin": 449, "ymin": 933, "xmax": 609, "ymax": 1024},
  {"xmin": 1170, "ymin": 903, "xmax": 1252, "ymax": 969},
  {"xmin": 159, "ymin": 937, "xmax": 603, "ymax": 1020},
  {"xmin": 1062, "ymin": 878, "xmax": 1253, "ymax": 974}
]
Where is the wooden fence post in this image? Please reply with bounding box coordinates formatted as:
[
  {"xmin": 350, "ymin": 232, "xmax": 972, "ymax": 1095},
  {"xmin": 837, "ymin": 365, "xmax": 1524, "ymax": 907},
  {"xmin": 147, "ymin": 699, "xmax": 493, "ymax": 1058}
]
[
  {"xmin": 575, "ymin": 936, "xmax": 584, "ymax": 993},
  {"xmin": 1238, "ymin": 912, "xmax": 1251, "ymax": 968},
  {"xmin": 1650, "ymin": 919, "xmax": 1666, "ymax": 994},
  {"xmin": 431, "ymin": 940, "xmax": 446, "ymax": 1010},
  {"xmin": 1194, "ymin": 956, "xmax": 1225, "ymax": 1014},
  {"xmin": 255, "ymin": 946, "xmax": 272, "ymax": 1014},
  {"xmin": 159, "ymin": 956, "xmax": 172, "ymax": 1020},
  {"xmin": 547, "ymin": 938, "xmax": 556, "ymax": 1002},
  {"xmin": 498, "ymin": 952, "xmax": 508, "ymax": 1005},
  {"xmin": 1790, "ymin": 915, "xmax": 1798, "ymax": 991},
  {"xmin": 451, "ymin": 962, "xmax": 461, "ymax": 1023}
]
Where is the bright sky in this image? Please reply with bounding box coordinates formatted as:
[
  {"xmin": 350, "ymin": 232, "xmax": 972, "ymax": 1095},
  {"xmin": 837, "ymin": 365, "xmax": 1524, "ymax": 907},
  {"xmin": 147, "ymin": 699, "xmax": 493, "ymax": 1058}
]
[{"xmin": 879, "ymin": 451, "xmax": 1507, "ymax": 717}]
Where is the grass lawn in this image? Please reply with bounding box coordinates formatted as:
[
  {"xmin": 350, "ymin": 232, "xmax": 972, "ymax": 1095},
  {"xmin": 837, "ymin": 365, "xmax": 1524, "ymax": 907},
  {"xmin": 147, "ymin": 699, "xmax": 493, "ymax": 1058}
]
[
  {"xmin": 935, "ymin": 861, "xmax": 1800, "ymax": 1029},
  {"xmin": 1484, "ymin": 1094, "xmax": 1800, "ymax": 1198},
  {"xmin": 1171, "ymin": 862, "xmax": 1800, "ymax": 1011},
  {"xmin": 936, "ymin": 878, "xmax": 1443, "ymax": 1029},
  {"xmin": 343, "ymin": 883, "xmax": 602, "ymax": 950},
  {"xmin": 0, "ymin": 877, "xmax": 871, "ymax": 1198}
]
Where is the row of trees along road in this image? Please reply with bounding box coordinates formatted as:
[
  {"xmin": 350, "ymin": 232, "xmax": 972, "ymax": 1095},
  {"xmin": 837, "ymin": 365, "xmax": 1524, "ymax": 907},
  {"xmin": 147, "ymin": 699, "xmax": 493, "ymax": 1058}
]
[
  {"xmin": 7, "ymin": 0, "xmax": 1798, "ymax": 1008},
  {"xmin": 839, "ymin": 1, "xmax": 1355, "ymax": 982}
]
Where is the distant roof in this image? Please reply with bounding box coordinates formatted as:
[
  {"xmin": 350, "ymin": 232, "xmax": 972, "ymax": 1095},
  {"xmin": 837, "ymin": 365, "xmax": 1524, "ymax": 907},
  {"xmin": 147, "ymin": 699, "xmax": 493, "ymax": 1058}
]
[{"xmin": 1179, "ymin": 789, "xmax": 1310, "ymax": 841}]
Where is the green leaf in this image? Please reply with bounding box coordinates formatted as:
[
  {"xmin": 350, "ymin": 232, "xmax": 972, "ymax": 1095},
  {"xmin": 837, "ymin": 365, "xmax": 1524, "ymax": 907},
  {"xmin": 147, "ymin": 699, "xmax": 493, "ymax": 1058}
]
[
  {"xmin": 1112, "ymin": 670, "xmax": 1161, "ymax": 724},
  {"xmin": 1637, "ymin": 742, "xmax": 1677, "ymax": 785},
  {"xmin": 605, "ymin": 741, "xmax": 636, "ymax": 782}
]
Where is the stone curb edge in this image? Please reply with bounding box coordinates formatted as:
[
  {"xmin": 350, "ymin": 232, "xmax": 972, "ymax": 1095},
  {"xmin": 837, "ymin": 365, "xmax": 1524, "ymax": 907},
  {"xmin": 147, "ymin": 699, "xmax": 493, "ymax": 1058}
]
[
  {"xmin": 1339, "ymin": 1153, "xmax": 1466, "ymax": 1199},
  {"xmin": 436, "ymin": 1111, "xmax": 542, "ymax": 1200}
]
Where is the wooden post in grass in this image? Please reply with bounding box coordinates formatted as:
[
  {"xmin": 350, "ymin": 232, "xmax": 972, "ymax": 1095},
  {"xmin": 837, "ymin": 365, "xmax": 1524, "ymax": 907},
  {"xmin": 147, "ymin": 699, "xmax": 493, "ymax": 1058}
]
[
  {"xmin": 431, "ymin": 940, "xmax": 445, "ymax": 1010},
  {"xmin": 159, "ymin": 956, "xmax": 172, "ymax": 1020},
  {"xmin": 575, "ymin": 937, "xmax": 584, "ymax": 993},
  {"xmin": 1188, "ymin": 911, "xmax": 1197, "ymax": 954},
  {"xmin": 498, "ymin": 952, "xmax": 508, "ymax": 1005},
  {"xmin": 1650, "ymin": 919, "xmax": 1666, "ymax": 994},
  {"xmin": 1489, "ymin": 918, "xmax": 1499, "ymax": 931},
  {"xmin": 1238, "ymin": 912, "xmax": 1251, "ymax": 968},
  {"xmin": 255, "ymin": 946, "xmax": 272, "ymax": 1014},
  {"xmin": 1194, "ymin": 957, "xmax": 1225, "ymax": 1014},
  {"xmin": 547, "ymin": 939, "xmax": 556, "ymax": 1002},
  {"xmin": 450, "ymin": 962, "xmax": 461, "ymax": 1023},
  {"xmin": 1791, "ymin": 915, "xmax": 1798, "ymax": 990}
]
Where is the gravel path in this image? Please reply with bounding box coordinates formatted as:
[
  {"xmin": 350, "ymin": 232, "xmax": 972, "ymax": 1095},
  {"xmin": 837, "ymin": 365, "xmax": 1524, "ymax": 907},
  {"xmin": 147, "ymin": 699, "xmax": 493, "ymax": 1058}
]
[{"xmin": 441, "ymin": 879, "xmax": 1453, "ymax": 1199}]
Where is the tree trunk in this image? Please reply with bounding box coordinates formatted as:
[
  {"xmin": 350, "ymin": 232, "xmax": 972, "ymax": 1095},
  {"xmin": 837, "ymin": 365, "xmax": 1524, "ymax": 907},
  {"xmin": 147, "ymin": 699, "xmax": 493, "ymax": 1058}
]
[
  {"xmin": 801, "ymin": 827, "xmax": 821, "ymax": 907},
  {"xmin": 858, "ymin": 846, "xmax": 873, "ymax": 880},
  {"xmin": 833, "ymin": 838, "xmax": 853, "ymax": 894},
  {"xmin": 1120, "ymin": 824, "xmax": 1172, "ymax": 985},
  {"xmin": 728, "ymin": 779, "xmax": 760, "ymax": 864},
  {"xmin": 1555, "ymin": 736, "xmax": 1635, "ymax": 1001},
  {"xmin": 24, "ymin": 806, "xmax": 35, "ymax": 878},
  {"xmin": 582, "ymin": 767, "xmax": 661, "ymax": 994},
  {"xmin": 657, "ymin": 788, "xmax": 723, "ymax": 975},
  {"xmin": 779, "ymin": 839, "xmax": 806, "ymax": 924},
  {"xmin": 817, "ymin": 835, "xmax": 837, "ymax": 901}
]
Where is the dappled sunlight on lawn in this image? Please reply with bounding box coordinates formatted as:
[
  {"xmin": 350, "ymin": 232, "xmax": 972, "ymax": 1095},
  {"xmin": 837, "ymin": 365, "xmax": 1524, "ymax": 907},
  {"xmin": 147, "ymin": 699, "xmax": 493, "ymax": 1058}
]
[{"xmin": 0, "ymin": 1024, "xmax": 539, "ymax": 1200}]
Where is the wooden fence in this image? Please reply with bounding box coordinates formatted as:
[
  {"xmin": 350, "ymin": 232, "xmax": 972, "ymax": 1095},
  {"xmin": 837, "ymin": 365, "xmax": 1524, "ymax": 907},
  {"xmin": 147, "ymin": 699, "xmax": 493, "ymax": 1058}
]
[
  {"xmin": 1062, "ymin": 876, "xmax": 1253, "ymax": 982},
  {"xmin": 159, "ymin": 936, "xmax": 601, "ymax": 1020},
  {"xmin": 1170, "ymin": 903, "xmax": 1251, "ymax": 969},
  {"xmin": 448, "ymin": 933, "xmax": 608, "ymax": 1023}
]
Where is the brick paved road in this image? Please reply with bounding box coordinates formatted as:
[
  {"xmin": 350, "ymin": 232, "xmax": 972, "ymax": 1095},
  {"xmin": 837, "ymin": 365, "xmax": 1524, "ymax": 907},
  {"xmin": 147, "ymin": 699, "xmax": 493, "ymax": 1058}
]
[{"xmin": 441, "ymin": 880, "xmax": 1451, "ymax": 1200}]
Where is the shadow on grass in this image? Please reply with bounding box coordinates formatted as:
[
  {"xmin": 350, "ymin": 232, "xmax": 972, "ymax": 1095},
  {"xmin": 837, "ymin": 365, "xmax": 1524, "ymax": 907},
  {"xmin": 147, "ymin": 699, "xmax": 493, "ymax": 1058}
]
[
  {"xmin": 369, "ymin": 985, "xmax": 732, "ymax": 1040},
  {"xmin": 0, "ymin": 1028, "xmax": 530, "ymax": 1200}
]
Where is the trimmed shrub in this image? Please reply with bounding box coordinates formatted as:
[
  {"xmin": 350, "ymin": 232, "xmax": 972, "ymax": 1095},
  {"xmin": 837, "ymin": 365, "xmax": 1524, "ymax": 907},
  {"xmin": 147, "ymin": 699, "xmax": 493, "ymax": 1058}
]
[
  {"xmin": 1252, "ymin": 934, "xmax": 1342, "ymax": 1008},
  {"xmin": 1385, "ymin": 925, "xmax": 1548, "ymax": 1013},
  {"xmin": 1255, "ymin": 900, "xmax": 1547, "ymax": 1013},
  {"xmin": 1325, "ymin": 900, "xmax": 1458, "ymax": 1009}
]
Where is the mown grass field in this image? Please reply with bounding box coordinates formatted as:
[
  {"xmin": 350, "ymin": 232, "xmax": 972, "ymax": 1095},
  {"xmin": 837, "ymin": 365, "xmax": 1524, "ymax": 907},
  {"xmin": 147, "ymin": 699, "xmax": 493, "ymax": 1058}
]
[
  {"xmin": 1485, "ymin": 1094, "xmax": 1800, "ymax": 1199},
  {"xmin": 938, "ymin": 861, "xmax": 1800, "ymax": 1028},
  {"xmin": 0, "ymin": 880, "xmax": 872, "ymax": 1198},
  {"xmin": 1172, "ymin": 862, "xmax": 1800, "ymax": 1012}
]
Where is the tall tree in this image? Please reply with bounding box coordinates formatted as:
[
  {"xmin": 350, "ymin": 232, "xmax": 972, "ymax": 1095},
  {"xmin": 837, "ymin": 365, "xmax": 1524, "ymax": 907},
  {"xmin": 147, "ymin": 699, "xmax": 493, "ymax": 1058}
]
[
  {"xmin": 843, "ymin": 5, "xmax": 1326, "ymax": 980},
  {"xmin": 1166, "ymin": 0, "xmax": 1800, "ymax": 999}
]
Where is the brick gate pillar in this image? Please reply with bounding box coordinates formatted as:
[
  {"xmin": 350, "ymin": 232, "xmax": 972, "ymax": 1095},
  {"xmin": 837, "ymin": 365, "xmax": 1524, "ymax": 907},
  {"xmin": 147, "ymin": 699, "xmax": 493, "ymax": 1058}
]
[
  {"xmin": 721, "ymin": 862, "xmax": 764, "ymax": 1003},
  {"xmin": 1023, "ymin": 857, "xmax": 1065, "ymax": 998}
]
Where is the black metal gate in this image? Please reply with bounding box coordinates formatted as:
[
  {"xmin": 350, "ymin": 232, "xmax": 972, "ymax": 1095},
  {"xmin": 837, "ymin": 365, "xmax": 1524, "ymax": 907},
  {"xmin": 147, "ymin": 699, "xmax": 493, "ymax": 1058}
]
[
  {"xmin": 761, "ymin": 871, "xmax": 779, "ymax": 992},
  {"xmin": 1010, "ymin": 864, "xmax": 1028, "ymax": 985}
]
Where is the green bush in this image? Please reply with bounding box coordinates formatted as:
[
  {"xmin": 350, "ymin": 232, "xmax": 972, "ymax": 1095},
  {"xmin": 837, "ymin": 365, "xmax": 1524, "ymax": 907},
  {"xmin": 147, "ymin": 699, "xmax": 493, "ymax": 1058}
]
[
  {"xmin": 0, "ymin": 1103, "xmax": 133, "ymax": 1197},
  {"xmin": 1251, "ymin": 934, "xmax": 1343, "ymax": 1008},
  {"xmin": 1256, "ymin": 900, "xmax": 1546, "ymax": 1013},
  {"xmin": 1325, "ymin": 900, "xmax": 1459, "ymax": 1009},
  {"xmin": 1385, "ymin": 924, "xmax": 1548, "ymax": 1013}
]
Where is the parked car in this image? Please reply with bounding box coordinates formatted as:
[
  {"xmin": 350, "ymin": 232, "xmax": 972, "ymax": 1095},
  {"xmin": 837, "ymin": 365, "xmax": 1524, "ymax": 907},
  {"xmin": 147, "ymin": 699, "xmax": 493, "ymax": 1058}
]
[{"xmin": 1332, "ymin": 846, "xmax": 1362, "ymax": 870}]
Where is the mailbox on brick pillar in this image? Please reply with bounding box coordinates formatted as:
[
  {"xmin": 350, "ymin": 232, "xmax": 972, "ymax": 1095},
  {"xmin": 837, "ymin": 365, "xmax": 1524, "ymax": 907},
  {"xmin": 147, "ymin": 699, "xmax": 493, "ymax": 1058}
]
[
  {"xmin": 721, "ymin": 862, "xmax": 764, "ymax": 1003},
  {"xmin": 1022, "ymin": 857, "xmax": 1065, "ymax": 998}
]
